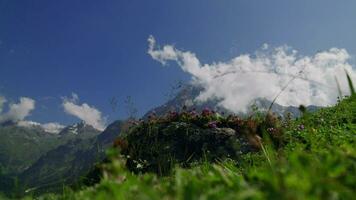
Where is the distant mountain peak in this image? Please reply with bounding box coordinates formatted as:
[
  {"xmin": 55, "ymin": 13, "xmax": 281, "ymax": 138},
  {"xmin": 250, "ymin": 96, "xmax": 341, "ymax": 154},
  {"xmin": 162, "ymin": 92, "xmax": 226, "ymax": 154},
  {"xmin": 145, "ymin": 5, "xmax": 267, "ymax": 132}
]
[
  {"xmin": 59, "ymin": 121, "xmax": 100, "ymax": 136},
  {"xmin": 144, "ymin": 84, "xmax": 321, "ymax": 118}
]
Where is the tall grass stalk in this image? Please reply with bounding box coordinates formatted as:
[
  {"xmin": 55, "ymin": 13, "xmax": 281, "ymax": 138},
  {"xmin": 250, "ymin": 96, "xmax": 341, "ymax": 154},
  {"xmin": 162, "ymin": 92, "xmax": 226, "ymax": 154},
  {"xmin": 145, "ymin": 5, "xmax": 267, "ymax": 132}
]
[
  {"xmin": 334, "ymin": 76, "xmax": 343, "ymax": 99},
  {"xmin": 345, "ymin": 69, "xmax": 355, "ymax": 96},
  {"xmin": 266, "ymin": 67, "xmax": 307, "ymax": 116},
  {"xmin": 260, "ymin": 143, "xmax": 272, "ymax": 169}
]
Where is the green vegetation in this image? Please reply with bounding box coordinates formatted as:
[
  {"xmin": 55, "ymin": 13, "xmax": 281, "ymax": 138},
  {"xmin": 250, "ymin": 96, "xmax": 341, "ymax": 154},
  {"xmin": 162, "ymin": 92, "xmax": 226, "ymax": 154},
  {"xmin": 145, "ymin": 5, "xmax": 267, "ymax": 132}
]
[
  {"xmin": 0, "ymin": 123, "xmax": 102, "ymax": 198},
  {"xmin": 0, "ymin": 126, "xmax": 60, "ymax": 175},
  {"xmin": 28, "ymin": 94, "xmax": 355, "ymax": 200},
  {"xmin": 117, "ymin": 108, "xmax": 260, "ymax": 175}
]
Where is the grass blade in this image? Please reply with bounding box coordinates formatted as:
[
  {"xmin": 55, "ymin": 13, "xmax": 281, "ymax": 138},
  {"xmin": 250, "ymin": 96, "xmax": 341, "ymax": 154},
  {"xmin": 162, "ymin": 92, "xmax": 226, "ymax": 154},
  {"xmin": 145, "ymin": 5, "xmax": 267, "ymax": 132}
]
[
  {"xmin": 334, "ymin": 76, "xmax": 343, "ymax": 99},
  {"xmin": 345, "ymin": 69, "xmax": 355, "ymax": 96}
]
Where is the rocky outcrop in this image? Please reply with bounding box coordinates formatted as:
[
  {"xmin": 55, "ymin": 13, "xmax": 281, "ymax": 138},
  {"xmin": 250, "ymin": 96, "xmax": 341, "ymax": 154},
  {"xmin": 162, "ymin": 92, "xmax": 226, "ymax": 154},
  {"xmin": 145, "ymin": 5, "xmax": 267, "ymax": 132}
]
[{"xmin": 119, "ymin": 121, "xmax": 256, "ymax": 175}]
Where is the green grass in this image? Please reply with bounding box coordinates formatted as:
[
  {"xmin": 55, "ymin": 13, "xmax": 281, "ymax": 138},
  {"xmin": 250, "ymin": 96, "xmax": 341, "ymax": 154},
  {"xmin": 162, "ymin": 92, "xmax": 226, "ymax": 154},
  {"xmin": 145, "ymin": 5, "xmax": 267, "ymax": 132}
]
[{"xmin": 29, "ymin": 95, "xmax": 356, "ymax": 200}]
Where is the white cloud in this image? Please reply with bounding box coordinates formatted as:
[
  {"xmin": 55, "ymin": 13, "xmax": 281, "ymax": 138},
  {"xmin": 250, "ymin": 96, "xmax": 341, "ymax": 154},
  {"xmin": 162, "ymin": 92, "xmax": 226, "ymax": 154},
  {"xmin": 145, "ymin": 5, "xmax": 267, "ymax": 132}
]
[
  {"xmin": 17, "ymin": 120, "xmax": 41, "ymax": 127},
  {"xmin": 0, "ymin": 96, "xmax": 65, "ymax": 133},
  {"xmin": 41, "ymin": 122, "xmax": 65, "ymax": 133},
  {"xmin": 17, "ymin": 121, "xmax": 65, "ymax": 134},
  {"xmin": 0, "ymin": 97, "xmax": 36, "ymax": 123},
  {"xmin": 62, "ymin": 93, "xmax": 106, "ymax": 131},
  {"xmin": 148, "ymin": 36, "xmax": 356, "ymax": 113}
]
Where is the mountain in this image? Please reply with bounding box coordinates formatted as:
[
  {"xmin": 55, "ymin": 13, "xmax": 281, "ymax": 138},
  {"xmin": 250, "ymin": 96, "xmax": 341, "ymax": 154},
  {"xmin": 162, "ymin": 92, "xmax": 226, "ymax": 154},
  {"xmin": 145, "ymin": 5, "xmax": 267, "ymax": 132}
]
[
  {"xmin": 19, "ymin": 138, "xmax": 98, "ymax": 195},
  {"xmin": 0, "ymin": 122, "xmax": 102, "ymax": 197},
  {"xmin": 143, "ymin": 85, "xmax": 224, "ymax": 118},
  {"xmin": 2, "ymin": 85, "xmax": 322, "ymax": 197},
  {"xmin": 97, "ymin": 120, "xmax": 131, "ymax": 148},
  {"xmin": 18, "ymin": 120, "xmax": 129, "ymax": 195},
  {"xmin": 145, "ymin": 85, "xmax": 320, "ymax": 118},
  {"xmin": 0, "ymin": 125, "xmax": 59, "ymax": 176},
  {"xmin": 0, "ymin": 122, "xmax": 100, "ymax": 176},
  {"xmin": 59, "ymin": 122, "xmax": 101, "ymax": 140}
]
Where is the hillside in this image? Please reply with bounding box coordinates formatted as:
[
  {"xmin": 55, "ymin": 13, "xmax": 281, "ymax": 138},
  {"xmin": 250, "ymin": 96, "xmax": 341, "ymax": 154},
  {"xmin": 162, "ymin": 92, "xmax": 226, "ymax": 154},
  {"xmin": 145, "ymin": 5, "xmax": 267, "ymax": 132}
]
[
  {"xmin": 0, "ymin": 122, "xmax": 102, "ymax": 197},
  {"xmin": 0, "ymin": 85, "xmax": 323, "ymax": 198},
  {"xmin": 0, "ymin": 125, "xmax": 60, "ymax": 176},
  {"xmin": 34, "ymin": 95, "xmax": 355, "ymax": 200},
  {"xmin": 14, "ymin": 120, "xmax": 129, "ymax": 196}
]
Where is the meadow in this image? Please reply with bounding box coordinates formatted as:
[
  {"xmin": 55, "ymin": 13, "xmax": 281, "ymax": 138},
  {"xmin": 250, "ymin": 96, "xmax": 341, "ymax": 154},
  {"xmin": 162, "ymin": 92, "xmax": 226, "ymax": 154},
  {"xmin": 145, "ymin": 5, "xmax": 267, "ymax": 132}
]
[{"xmin": 21, "ymin": 90, "xmax": 355, "ymax": 200}]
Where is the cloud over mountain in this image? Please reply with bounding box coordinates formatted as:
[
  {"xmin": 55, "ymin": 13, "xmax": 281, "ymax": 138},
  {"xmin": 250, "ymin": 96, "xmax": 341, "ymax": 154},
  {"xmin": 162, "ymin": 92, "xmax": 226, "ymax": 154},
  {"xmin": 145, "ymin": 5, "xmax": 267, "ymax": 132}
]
[
  {"xmin": 148, "ymin": 36, "xmax": 356, "ymax": 113},
  {"xmin": 0, "ymin": 96, "xmax": 65, "ymax": 133},
  {"xmin": 17, "ymin": 121, "xmax": 65, "ymax": 134},
  {"xmin": 0, "ymin": 94, "xmax": 105, "ymax": 132},
  {"xmin": 62, "ymin": 93, "xmax": 106, "ymax": 131},
  {"xmin": 40, "ymin": 122, "xmax": 66, "ymax": 133}
]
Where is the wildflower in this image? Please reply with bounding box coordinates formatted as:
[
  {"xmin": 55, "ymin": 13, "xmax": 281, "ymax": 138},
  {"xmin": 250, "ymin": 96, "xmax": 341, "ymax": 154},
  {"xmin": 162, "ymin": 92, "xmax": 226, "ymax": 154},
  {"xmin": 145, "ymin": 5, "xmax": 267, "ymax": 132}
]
[
  {"xmin": 297, "ymin": 124, "xmax": 305, "ymax": 131},
  {"xmin": 168, "ymin": 110, "xmax": 178, "ymax": 118},
  {"xmin": 113, "ymin": 138, "xmax": 128, "ymax": 150},
  {"xmin": 207, "ymin": 121, "xmax": 218, "ymax": 129},
  {"xmin": 232, "ymin": 117, "xmax": 243, "ymax": 126},
  {"xmin": 148, "ymin": 111, "xmax": 157, "ymax": 122},
  {"xmin": 168, "ymin": 111, "xmax": 178, "ymax": 120},
  {"xmin": 202, "ymin": 107, "xmax": 212, "ymax": 116},
  {"xmin": 267, "ymin": 127, "xmax": 276, "ymax": 133},
  {"xmin": 189, "ymin": 109, "xmax": 198, "ymax": 117},
  {"xmin": 128, "ymin": 119, "xmax": 139, "ymax": 126}
]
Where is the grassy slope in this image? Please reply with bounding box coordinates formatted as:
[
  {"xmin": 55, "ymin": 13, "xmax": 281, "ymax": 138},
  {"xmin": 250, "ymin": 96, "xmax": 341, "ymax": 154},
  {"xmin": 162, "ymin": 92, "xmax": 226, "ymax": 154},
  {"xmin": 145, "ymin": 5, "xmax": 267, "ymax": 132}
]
[
  {"xmin": 30, "ymin": 96, "xmax": 356, "ymax": 199},
  {"xmin": 0, "ymin": 127, "xmax": 60, "ymax": 175}
]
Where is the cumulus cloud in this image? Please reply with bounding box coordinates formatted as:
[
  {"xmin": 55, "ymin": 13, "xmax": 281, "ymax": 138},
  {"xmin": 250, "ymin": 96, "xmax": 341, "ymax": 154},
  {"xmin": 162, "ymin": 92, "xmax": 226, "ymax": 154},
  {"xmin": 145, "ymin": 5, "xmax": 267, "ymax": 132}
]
[
  {"xmin": 41, "ymin": 122, "xmax": 65, "ymax": 133},
  {"xmin": 62, "ymin": 93, "xmax": 106, "ymax": 131},
  {"xmin": 0, "ymin": 96, "xmax": 65, "ymax": 133},
  {"xmin": 0, "ymin": 97, "xmax": 36, "ymax": 123},
  {"xmin": 17, "ymin": 121, "xmax": 65, "ymax": 134},
  {"xmin": 148, "ymin": 36, "xmax": 356, "ymax": 113}
]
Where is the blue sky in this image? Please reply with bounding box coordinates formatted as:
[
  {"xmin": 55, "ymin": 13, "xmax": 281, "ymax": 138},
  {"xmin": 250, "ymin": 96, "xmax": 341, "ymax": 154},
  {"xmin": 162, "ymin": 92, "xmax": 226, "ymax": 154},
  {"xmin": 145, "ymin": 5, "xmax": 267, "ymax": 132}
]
[{"xmin": 0, "ymin": 0, "xmax": 356, "ymax": 127}]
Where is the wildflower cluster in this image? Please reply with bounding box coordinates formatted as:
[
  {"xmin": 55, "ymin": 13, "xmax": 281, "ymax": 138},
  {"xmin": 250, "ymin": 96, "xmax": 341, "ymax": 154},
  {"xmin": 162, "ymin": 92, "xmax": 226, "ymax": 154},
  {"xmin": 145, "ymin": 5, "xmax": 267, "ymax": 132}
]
[
  {"xmin": 112, "ymin": 106, "xmax": 289, "ymax": 175},
  {"xmin": 144, "ymin": 107, "xmax": 224, "ymax": 129}
]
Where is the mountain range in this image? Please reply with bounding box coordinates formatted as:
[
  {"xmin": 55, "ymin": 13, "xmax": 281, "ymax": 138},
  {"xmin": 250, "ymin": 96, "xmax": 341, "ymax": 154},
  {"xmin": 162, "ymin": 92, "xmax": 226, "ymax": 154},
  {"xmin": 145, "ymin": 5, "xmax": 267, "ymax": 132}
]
[
  {"xmin": 18, "ymin": 120, "xmax": 129, "ymax": 195},
  {"xmin": 0, "ymin": 85, "xmax": 321, "ymax": 196}
]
